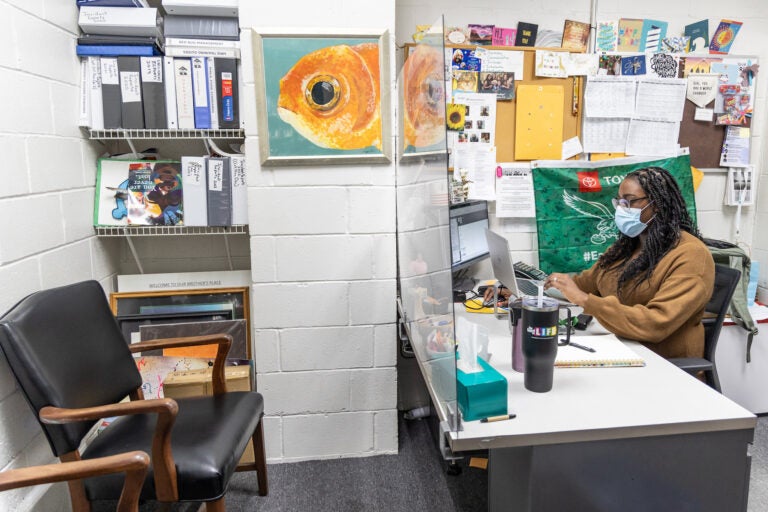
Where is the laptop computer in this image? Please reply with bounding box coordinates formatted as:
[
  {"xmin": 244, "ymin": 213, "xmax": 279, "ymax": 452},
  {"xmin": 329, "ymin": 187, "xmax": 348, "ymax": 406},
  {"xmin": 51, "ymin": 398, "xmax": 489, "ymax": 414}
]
[{"xmin": 485, "ymin": 229, "xmax": 564, "ymax": 300}]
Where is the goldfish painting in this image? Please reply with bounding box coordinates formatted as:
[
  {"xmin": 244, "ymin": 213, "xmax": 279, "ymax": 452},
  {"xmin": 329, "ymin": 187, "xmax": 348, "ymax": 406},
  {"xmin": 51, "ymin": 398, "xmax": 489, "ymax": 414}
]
[
  {"xmin": 277, "ymin": 43, "xmax": 381, "ymax": 151},
  {"xmin": 401, "ymin": 44, "xmax": 445, "ymax": 149}
]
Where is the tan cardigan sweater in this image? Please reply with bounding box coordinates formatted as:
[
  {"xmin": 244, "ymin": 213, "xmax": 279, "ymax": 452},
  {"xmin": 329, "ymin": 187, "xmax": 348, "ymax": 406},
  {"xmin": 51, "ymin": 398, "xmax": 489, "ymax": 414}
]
[{"xmin": 573, "ymin": 232, "xmax": 715, "ymax": 359}]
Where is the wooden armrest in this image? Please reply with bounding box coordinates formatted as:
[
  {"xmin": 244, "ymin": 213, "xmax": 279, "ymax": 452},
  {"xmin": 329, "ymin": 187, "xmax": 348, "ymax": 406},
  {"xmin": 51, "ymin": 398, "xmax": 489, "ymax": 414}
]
[
  {"xmin": 41, "ymin": 400, "xmax": 179, "ymax": 502},
  {"xmin": 0, "ymin": 451, "xmax": 149, "ymax": 512},
  {"xmin": 40, "ymin": 398, "xmax": 178, "ymax": 425},
  {"xmin": 129, "ymin": 334, "xmax": 232, "ymax": 395}
]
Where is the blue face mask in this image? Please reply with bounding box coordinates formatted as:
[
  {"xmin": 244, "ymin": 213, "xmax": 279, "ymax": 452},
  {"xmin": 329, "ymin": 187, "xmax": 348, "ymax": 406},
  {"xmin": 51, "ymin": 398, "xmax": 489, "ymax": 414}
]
[{"xmin": 614, "ymin": 202, "xmax": 654, "ymax": 237}]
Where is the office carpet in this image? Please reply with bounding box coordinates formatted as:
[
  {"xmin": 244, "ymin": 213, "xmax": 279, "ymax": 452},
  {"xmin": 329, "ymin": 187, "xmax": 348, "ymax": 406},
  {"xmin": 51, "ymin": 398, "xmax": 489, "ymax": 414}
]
[{"xmin": 92, "ymin": 415, "xmax": 768, "ymax": 512}]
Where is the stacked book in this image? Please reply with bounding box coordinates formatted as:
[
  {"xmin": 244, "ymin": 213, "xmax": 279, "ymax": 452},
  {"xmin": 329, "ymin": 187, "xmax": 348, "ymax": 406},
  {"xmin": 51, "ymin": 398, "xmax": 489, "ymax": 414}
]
[
  {"xmin": 93, "ymin": 154, "xmax": 247, "ymax": 227},
  {"xmin": 76, "ymin": 2, "xmax": 163, "ymax": 57},
  {"xmin": 162, "ymin": 0, "xmax": 241, "ymax": 130},
  {"xmin": 77, "ymin": 0, "xmax": 241, "ymax": 131}
]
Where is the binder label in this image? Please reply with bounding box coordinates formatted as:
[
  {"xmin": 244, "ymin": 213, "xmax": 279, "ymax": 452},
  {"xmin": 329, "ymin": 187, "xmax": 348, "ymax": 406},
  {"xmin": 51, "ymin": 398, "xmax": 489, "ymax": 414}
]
[
  {"xmin": 208, "ymin": 160, "xmax": 224, "ymax": 191},
  {"xmin": 101, "ymin": 58, "xmax": 119, "ymax": 85},
  {"xmin": 191, "ymin": 57, "xmax": 209, "ymax": 107},
  {"xmin": 221, "ymin": 72, "xmax": 233, "ymax": 121},
  {"xmin": 183, "ymin": 159, "xmax": 204, "ymax": 186},
  {"xmin": 120, "ymin": 72, "xmax": 142, "ymax": 103},
  {"xmin": 140, "ymin": 57, "xmax": 163, "ymax": 83},
  {"xmin": 232, "ymin": 157, "xmax": 246, "ymax": 187}
]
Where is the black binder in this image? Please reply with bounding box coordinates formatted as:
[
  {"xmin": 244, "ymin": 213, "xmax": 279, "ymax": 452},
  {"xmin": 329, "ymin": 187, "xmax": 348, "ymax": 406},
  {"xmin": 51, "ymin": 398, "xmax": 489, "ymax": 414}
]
[
  {"xmin": 214, "ymin": 58, "xmax": 239, "ymax": 129},
  {"xmin": 117, "ymin": 56, "xmax": 144, "ymax": 129},
  {"xmin": 100, "ymin": 57, "xmax": 122, "ymax": 129},
  {"xmin": 139, "ymin": 56, "xmax": 167, "ymax": 129}
]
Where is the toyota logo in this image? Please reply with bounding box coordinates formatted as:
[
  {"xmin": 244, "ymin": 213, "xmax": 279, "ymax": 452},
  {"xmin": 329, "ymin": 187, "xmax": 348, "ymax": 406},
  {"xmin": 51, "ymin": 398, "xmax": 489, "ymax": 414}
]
[{"xmin": 581, "ymin": 176, "xmax": 598, "ymax": 188}]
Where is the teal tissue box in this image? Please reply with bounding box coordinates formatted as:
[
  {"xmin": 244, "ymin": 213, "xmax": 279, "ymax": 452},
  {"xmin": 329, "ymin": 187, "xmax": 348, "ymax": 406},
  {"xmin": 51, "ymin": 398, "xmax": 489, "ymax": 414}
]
[{"xmin": 456, "ymin": 356, "xmax": 508, "ymax": 422}]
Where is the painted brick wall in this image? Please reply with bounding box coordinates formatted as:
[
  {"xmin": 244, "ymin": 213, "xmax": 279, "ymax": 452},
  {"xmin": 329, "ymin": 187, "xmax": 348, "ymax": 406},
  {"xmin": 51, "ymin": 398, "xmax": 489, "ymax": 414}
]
[
  {"xmin": 239, "ymin": 1, "xmax": 399, "ymax": 461},
  {"xmin": 0, "ymin": 1, "xmax": 120, "ymax": 511}
]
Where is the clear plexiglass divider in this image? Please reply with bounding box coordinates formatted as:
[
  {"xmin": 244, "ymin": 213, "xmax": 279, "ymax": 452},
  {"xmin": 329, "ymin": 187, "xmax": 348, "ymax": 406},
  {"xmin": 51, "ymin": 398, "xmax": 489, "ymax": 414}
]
[{"xmin": 395, "ymin": 16, "xmax": 461, "ymax": 434}]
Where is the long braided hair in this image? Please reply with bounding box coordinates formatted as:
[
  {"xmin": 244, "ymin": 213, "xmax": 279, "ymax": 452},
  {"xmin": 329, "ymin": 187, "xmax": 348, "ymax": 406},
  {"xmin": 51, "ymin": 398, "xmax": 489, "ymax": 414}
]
[{"xmin": 598, "ymin": 167, "xmax": 702, "ymax": 298}]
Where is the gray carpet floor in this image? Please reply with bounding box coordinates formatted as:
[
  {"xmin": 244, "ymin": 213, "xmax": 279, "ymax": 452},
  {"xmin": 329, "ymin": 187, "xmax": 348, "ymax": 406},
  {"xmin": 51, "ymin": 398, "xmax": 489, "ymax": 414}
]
[{"xmin": 93, "ymin": 415, "xmax": 768, "ymax": 512}]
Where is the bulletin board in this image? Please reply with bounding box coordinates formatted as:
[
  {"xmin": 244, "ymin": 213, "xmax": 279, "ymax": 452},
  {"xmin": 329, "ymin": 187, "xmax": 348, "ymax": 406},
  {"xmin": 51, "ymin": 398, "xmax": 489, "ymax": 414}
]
[
  {"xmin": 404, "ymin": 44, "xmax": 584, "ymax": 163},
  {"xmin": 677, "ymin": 55, "xmax": 758, "ymax": 169}
]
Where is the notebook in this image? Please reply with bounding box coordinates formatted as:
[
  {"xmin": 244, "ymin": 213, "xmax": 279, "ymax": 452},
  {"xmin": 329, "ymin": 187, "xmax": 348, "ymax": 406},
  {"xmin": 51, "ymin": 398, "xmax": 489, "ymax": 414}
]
[
  {"xmin": 485, "ymin": 229, "xmax": 563, "ymax": 300},
  {"xmin": 555, "ymin": 334, "xmax": 646, "ymax": 368}
]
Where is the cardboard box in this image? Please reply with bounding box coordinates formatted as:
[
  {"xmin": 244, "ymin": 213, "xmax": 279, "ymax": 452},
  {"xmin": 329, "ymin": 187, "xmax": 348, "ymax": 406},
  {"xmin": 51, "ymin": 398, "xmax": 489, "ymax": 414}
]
[
  {"xmin": 163, "ymin": 365, "xmax": 255, "ymax": 464},
  {"xmin": 456, "ymin": 357, "xmax": 508, "ymax": 422}
]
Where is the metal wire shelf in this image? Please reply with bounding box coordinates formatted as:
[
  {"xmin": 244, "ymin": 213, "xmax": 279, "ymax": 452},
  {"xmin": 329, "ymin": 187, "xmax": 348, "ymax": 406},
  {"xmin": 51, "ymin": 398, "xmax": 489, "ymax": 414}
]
[
  {"xmin": 94, "ymin": 225, "xmax": 248, "ymax": 237},
  {"xmin": 89, "ymin": 129, "xmax": 245, "ymax": 140}
]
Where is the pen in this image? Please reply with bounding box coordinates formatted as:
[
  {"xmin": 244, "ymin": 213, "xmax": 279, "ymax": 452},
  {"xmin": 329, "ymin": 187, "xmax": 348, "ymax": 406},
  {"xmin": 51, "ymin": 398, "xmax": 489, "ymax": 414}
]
[
  {"xmin": 569, "ymin": 341, "xmax": 596, "ymax": 353},
  {"xmin": 480, "ymin": 413, "xmax": 516, "ymax": 423}
]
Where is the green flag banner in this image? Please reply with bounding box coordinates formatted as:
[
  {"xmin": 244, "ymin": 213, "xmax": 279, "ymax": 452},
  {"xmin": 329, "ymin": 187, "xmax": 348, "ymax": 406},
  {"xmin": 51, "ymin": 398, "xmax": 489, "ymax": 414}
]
[{"xmin": 532, "ymin": 154, "xmax": 697, "ymax": 274}]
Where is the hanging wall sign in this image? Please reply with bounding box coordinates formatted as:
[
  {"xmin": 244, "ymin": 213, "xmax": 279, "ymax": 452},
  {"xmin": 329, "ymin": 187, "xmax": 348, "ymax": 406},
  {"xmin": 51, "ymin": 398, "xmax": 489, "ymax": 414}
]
[{"xmin": 686, "ymin": 74, "xmax": 720, "ymax": 108}]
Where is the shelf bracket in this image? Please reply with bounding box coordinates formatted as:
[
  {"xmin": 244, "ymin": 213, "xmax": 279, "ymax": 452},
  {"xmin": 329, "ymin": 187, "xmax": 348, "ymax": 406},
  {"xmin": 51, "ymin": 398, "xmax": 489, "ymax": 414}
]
[{"xmin": 224, "ymin": 234, "xmax": 234, "ymax": 271}]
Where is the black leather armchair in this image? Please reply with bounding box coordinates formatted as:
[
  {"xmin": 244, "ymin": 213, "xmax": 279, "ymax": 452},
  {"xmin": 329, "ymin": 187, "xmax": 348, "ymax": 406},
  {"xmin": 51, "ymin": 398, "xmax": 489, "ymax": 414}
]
[
  {"xmin": 0, "ymin": 280, "xmax": 268, "ymax": 511},
  {"xmin": 0, "ymin": 451, "xmax": 149, "ymax": 512}
]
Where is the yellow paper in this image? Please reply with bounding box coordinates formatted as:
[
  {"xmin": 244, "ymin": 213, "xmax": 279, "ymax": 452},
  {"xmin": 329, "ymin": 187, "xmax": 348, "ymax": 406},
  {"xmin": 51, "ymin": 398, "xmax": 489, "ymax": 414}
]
[
  {"xmin": 691, "ymin": 165, "xmax": 704, "ymax": 191},
  {"xmin": 464, "ymin": 298, "xmax": 496, "ymax": 314},
  {"xmin": 515, "ymin": 85, "xmax": 564, "ymax": 160}
]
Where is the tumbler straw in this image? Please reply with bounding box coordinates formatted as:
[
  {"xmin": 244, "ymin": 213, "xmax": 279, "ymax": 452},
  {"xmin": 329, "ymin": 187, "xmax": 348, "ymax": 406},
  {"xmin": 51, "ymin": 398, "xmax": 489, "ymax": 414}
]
[{"xmin": 537, "ymin": 283, "xmax": 544, "ymax": 308}]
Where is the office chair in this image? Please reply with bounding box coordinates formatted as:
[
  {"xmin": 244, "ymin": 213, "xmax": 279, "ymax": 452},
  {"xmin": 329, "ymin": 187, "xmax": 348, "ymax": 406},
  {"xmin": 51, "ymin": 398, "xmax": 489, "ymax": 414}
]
[
  {"xmin": 0, "ymin": 451, "xmax": 149, "ymax": 512},
  {"xmin": 670, "ymin": 264, "xmax": 741, "ymax": 392},
  {"xmin": 0, "ymin": 280, "xmax": 268, "ymax": 512}
]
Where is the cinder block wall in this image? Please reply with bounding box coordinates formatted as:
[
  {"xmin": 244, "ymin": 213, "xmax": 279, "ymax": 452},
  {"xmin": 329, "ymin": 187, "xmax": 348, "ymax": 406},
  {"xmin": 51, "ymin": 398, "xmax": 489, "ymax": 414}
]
[
  {"xmin": 0, "ymin": 2, "xmax": 118, "ymax": 511},
  {"xmin": 239, "ymin": 1, "xmax": 400, "ymax": 461}
]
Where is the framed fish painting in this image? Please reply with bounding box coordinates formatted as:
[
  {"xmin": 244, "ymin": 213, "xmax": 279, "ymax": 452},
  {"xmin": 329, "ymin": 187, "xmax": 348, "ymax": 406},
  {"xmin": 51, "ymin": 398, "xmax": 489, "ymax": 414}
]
[{"xmin": 252, "ymin": 29, "xmax": 392, "ymax": 166}]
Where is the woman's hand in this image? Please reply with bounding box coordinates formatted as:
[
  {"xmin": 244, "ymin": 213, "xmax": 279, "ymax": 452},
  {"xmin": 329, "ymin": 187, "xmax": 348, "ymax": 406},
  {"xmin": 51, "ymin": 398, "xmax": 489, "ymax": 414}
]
[
  {"xmin": 483, "ymin": 286, "xmax": 512, "ymax": 306},
  {"xmin": 545, "ymin": 273, "xmax": 589, "ymax": 307}
]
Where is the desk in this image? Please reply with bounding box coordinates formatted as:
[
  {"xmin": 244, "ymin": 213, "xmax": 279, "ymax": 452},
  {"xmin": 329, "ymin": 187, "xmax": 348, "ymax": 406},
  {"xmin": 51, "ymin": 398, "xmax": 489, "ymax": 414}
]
[
  {"xmin": 445, "ymin": 308, "xmax": 756, "ymax": 512},
  {"xmin": 716, "ymin": 305, "xmax": 768, "ymax": 414}
]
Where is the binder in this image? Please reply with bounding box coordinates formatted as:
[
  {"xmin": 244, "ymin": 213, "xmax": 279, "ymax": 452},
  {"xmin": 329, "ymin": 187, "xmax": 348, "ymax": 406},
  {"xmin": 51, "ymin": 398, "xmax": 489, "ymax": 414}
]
[
  {"xmin": 140, "ymin": 56, "xmax": 167, "ymax": 129},
  {"xmin": 77, "ymin": 0, "xmax": 149, "ymax": 6},
  {"xmin": 161, "ymin": 0, "xmax": 238, "ymax": 17},
  {"xmin": 77, "ymin": 44, "xmax": 161, "ymax": 57},
  {"xmin": 181, "ymin": 156, "xmax": 208, "ymax": 226},
  {"xmin": 78, "ymin": 59, "xmax": 90, "ymax": 127},
  {"xmin": 163, "ymin": 15, "xmax": 239, "ymax": 40},
  {"xmin": 206, "ymin": 58, "xmax": 219, "ymax": 129},
  {"xmin": 117, "ymin": 56, "xmax": 144, "ymax": 129},
  {"xmin": 163, "ymin": 57, "xmax": 178, "ymax": 129},
  {"xmin": 173, "ymin": 58, "xmax": 195, "ymax": 129},
  {"xmin": 78, "ymin": 6, "xmax": 161, "ymax": 37},
  {"xmin": 163, "ymin": 45, "xmax": 240, "ymax": 59},
  {"xmin": 214, "ymin": 58, "xmax": 238, "ymax": 129},
  {"xmin": 100, "ymin": 57, "xmax": 122, "ymax": 129},
  {"xmin": 190, "ymin": 56, "xmax": 211, "ymax": 129},
  {"xmin": 206, "ymin": 157, "xmax": 232, "ymax": 226},
  {"xmin": 230, "ymin": 155, "xmax": 247, "ymax": 225},
  {"xmin": 77, "ymin": 34, "xmax": 161, "ymax": 46},
  {"xmin": 87, "ymin": 56, "xmax": 104, "ymax": 130}
]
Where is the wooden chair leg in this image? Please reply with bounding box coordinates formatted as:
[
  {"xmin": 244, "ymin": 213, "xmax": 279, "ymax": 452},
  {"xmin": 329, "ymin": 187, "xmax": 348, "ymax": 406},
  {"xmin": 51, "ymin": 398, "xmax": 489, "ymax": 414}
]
[
  {"xmin": 205, "ymin": 497, "xmax": 225, "ymax": 512},
  {"xmin": 253, "ymin": 420, "xmax": 268, "ymax": 496},
  {"xmin": 60, "ymin": 452, "xmax": 91, "ymax": 512}
]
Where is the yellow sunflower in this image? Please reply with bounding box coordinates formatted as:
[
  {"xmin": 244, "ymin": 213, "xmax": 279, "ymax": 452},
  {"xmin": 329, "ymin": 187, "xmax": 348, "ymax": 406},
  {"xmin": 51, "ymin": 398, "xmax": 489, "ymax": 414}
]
[{"xmin": 446, "ymin": 103, "xmax": 465, "ymax": 131}]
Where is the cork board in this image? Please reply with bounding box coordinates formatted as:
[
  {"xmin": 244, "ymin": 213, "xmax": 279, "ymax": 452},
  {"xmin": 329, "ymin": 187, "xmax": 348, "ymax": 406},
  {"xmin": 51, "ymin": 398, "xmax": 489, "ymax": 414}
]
[{"xmin": 405, "ymin": 44, "xmax": 584, "ymax": 163}]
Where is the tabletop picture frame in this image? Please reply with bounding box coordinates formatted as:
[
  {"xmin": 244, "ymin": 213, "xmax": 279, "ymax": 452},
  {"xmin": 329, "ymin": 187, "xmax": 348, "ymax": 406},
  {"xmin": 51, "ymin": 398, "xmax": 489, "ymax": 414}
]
[
  {"xmin": 110, "ymin": 287, "xmax": 251, "ymax": 358},
  {"xmin": 252, "ymin": 28, "xmax": 392, "ymax": 166}
]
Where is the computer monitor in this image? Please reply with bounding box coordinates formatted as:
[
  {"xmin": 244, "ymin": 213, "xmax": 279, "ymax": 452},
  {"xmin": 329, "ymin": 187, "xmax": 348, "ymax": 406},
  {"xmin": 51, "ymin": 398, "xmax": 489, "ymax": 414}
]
[{"xmin": 449, "ymin": 200, "xmax": 490, "ymax": 272}]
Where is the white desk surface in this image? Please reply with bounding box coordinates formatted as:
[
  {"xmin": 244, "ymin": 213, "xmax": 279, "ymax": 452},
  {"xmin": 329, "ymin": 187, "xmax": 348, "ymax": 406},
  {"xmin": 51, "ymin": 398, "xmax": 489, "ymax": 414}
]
[{"xmin": 449, "ymin": 308, "xmax": 756, "ymax": 452}]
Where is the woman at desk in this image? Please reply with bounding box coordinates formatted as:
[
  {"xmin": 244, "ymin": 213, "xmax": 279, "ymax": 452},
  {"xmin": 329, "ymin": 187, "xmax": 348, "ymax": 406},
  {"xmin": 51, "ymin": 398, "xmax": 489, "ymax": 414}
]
[{"xmin": 545, "ymin": 166, "xmax": 715, "ymax": 359}]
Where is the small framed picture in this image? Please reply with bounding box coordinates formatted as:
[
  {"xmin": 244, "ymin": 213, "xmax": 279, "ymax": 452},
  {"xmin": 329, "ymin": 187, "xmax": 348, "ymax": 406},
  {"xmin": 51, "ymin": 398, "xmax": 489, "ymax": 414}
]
[{"xmin": 110, "ymin": 287, "xmax": 251, "ymax": 357}]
